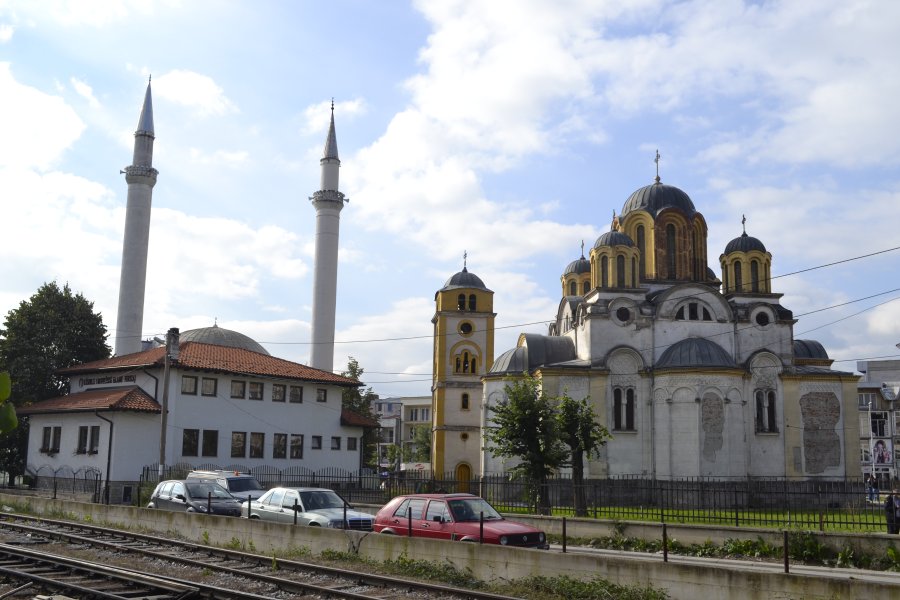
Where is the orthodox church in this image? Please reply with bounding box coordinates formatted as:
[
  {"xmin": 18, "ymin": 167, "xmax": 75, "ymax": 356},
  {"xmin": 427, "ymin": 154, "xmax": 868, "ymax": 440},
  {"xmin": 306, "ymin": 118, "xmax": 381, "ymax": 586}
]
[{"xmin": 433, "ymin": 163, "xmax": 861, "ymax": 480}]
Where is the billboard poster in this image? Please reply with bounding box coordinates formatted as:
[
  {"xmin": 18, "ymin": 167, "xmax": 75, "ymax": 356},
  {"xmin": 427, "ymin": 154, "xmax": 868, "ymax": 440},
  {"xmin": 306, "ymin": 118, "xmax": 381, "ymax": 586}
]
[{"xmin": 873, "ymin": 438, "xmax": 893, "ymax": 465}]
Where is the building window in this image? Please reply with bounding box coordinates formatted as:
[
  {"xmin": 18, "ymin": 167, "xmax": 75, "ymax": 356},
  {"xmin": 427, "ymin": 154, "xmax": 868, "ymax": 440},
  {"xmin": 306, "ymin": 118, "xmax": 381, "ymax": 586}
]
[
  {"xmin": 751, "ymin": 260, "xmax": 760, "ymax": 293},
  {"xmin": 734, "ymin": 261, "xmax": 743, "ymax": 292},
  {"xmin": 331, "ymin": 436, "xmax": 341, "ymax": 450},
  {"xmin": 569, "ymin": 281, "xmax": 576, "ymax": 296},
  {"xmin": 859, "ymin": 392, "xmax": 876, "ymax": 409},
  {"xmin": 347, "ymin": 437, "xmax": 358, "ymax": 451},
  {"xmin": 250, "ymin": 432, "xmax": 264, "ymax": 458},
  {"xmin": 636, "ymin": 225, "xmax": 646, "ymax": 279},
  {"xmin": 202, "ymin": 430, "xmax": 218, "ymax": 457},
  {"xmin": 755, "ymin": 390, "xmax": 778, "ymax": 433},
  {"xmin": 582, "ymin": 280, "xmax": 590, "ymax": 295},
  {"xmin": 182, "ymin": 429, "xmax": 199, "ymax": 456},
  {"xmin": 201, "ymin": 377, "xmax": 217, "ymax": 397},
  {"xmin": 601, "ymin": 256, "xmax": 609, "ymax": 288},
  {"xmin": 461, "ymin": 393, "xmax": 470, "ymax": 410},
  {"xmin": 181, "ymin": 376, "xmax": 198, "ymax": 395},
  {"xmin": 273, "ymin": 433, "xmax": 287, "ymax": 459},
  {"xmin": 871, "ymin": 411, "xmax": 888, "ymax": 437},
  {"xmin": 457, "ymin": 293, "xmax": 466, "ymax": 310},
  {"xmin": 666, "ymin": 224, "xmax": 676, "ymax": 279},
  {"xmin": 41, "ymin": 426, "xmax": 61, "ymax": 453},
  {"xmin": 631, "ymin": 257, "xmax": 637, "ymax": 288},
  {"xmin": 613, "ymin": 388, "xmax": 635, "ymax": 431},
  {"xmin": 272, "ymin": 384, "xmax": 286, "ymax": 402},
  {"xmin": 89, "ymin": 425, "xmax": 100, "ymax": 454},
  {"xmin": 312, "ymin": 435, "xmax": 322, "ymax": 450},
  {"xmin": 289, "ymin": 385, "xmax": 303, "ymax": 403},
  {"xmin": 468, "ymin": 294, "xmax": 477, "ymax": 311},
  {"xmin": 290, "ymin": 434, "xmax": 304, "ymax": 459},
  {"xmin": 860, "ymin": 440, "xmax": 872, "ymax": 463},
  {"xmin": 317, "ymin": 388, "xmax": 327, "ymax": 403},
  {"xmin": 616, "ymin": 255, "xmax": 625, "ymax": 287},
  {"xmin": 231, "ymin": 432, "xmax": 247, "ymax": 457},
  {"xmin": 249, "ymin": 382, "xmax": 264, "ymax": 400},
  {"xmin": 675, "ymin": 302, "xmax": 713, "ymax": 322},
  {"xmin": 230, "ymin": 380, "xmax": 246, "ymax": 399},
  {"xmin": 77, "ymin": 426, "xmax": 89, "ymax": 454}
]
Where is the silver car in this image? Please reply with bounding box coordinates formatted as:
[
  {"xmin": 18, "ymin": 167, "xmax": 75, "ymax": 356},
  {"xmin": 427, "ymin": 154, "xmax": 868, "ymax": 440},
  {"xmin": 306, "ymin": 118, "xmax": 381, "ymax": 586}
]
[{"xmin": 242, "ymin": 487, "xmax": 374, "ymax": 530}]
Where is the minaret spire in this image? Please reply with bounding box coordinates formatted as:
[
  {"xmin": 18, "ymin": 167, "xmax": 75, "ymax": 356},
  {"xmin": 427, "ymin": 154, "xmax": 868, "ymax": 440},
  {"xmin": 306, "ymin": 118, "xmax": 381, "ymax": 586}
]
[
  {"xmin": 114, "ymin": 80, "xmax": 159, "ymax": 355},
  {"xmin": 309, "ymin": 101, "xmax": 348, "ymax": 372}
]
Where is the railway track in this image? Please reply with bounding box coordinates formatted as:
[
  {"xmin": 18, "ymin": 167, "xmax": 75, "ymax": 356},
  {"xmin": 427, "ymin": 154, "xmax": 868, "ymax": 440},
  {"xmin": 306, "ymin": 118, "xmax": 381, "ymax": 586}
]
[{"xmin": 0, "ymin": 512, "xmax": 523, "ymax": 599}]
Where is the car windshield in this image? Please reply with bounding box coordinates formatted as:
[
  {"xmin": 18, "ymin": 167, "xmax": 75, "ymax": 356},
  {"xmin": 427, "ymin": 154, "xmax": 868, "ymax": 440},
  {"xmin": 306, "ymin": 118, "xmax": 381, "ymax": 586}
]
[
  {"xmin": 447, "ymin": 498, "xmax": 503, "ymax": 522},
  {"xmin": 299, "ymin": 490, "xmax": 345, "ymax": 510},
  {"xmin": 229, "ymin": 478, "xmax": 264, "ymax": 492},
  {"xmin": 186, "ymin": 483, "xmax": 233, "ymax": 499}
]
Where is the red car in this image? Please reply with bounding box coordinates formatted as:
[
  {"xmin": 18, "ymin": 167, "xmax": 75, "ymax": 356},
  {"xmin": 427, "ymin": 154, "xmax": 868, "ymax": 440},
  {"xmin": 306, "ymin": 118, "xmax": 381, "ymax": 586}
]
[{"xmin": 373, "ymin": 493, "xmax": 548, "ymax": 549}]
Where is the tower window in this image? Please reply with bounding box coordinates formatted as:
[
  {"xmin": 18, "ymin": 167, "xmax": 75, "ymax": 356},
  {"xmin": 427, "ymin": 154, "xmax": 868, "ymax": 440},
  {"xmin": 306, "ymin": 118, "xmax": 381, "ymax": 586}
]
[
  {"xmin": 457, "ymin": 294, "xmax": 466, "ymax": 310},
  {"xmin": 601, "ymin": 256, "xmax": 609, "ymax": 288},
  {"xmin": 582, "ymin": 281, "xmax": 590, "ymax": 295},
  {"xmin": 631, "ymin": 257, "xmax": 637, "ymax": 288},
  {"xmin": 462, "ymin": 393, "xmax": 470, "ymax": 410},
  {"xmin": 613, "ymin": 387, "xmax": 636, "ymax": 431},
  {"xmin": 569, "ymin": 281, "xmax": 576, "ymax": 296},
  {"xmin": 734, "ymin": 262, "xmax": 743, "ymax": 292},
  {"xmin": 616, "ymin": 255, "xmax": 625, "ymax": 287},
  {"xmin": 751, "ymin": 260, "xmax": 760, "ymax": 293},
  {"xmin": 666, "ymin": 224, "xmax": 676, "ymax": 279},
  {"xmin": 637, "ymin": 225, "xmax": 646, "ymax": 279},
  {"xmin": 468, "ymin": 294, "xmax": 477, "ymax": 311}
]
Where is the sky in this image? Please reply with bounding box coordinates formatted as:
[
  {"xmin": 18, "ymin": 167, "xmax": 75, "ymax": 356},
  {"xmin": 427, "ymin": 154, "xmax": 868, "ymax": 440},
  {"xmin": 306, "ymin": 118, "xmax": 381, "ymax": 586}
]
[{"xmin": 1, "ymin": 0, "xmax": 899, "ymax": 399}]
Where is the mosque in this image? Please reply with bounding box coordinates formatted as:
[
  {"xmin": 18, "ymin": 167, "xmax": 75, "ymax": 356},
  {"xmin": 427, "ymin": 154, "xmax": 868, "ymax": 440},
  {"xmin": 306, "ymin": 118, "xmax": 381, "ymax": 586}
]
[{"xmin": 431, "ymin": 158, "xmax": 862, "ymax": 481}]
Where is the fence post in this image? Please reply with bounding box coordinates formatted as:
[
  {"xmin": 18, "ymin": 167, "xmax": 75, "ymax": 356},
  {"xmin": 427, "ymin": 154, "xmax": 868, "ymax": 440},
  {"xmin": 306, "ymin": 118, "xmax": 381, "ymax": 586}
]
[
  {"xmin": 734, "ymin": 488, "xmax": 739, "ymax": 527},
  {"xmin": 783, "ymin": 530, "xmax": 789, "ymax": 573},
  {"xmin": 562, "ymin": 516, "xmax": 567, "ymax": 553},
  {"xmin": 662, "ymin": 523, "xmax": 668, "ymax": 563}
]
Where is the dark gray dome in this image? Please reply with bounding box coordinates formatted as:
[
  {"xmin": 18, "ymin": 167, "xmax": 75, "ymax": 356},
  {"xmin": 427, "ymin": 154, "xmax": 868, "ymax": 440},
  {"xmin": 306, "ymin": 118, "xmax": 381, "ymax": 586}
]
[
  {"xmin": 441, "ymin": 267, "xmax": 488, "ymax": 291},
  {"xmin": 593, "ymin": 231, "xmax": 635, "ymax": 249},
  {"xmin": 490, "ymin": 346, "xmax": 529, "ymax": 375},
  {"xmin": 724, "ymin": 232, "xmax": 767, "ymax": 254},
  {"xmin": 489, "ymin": 334, "xmax": 577, "ymax": 374},
  {"xmin": 180, "ymin": 325, "xmax": 270, "ymax": 355},
  {"xmin": 621, "ymin": 182, "xmax": 696, "ymax": 219},
  {"xmin": 794, "ymin": 339, "xmax": 829, "ymax": 360},
  {"xmin": 563, "ymin": 256, "xmax": 591, "ymax": 275},
  {"xmin": 658, "ymin": 338, "xmax": 734, "ymax": 369}
]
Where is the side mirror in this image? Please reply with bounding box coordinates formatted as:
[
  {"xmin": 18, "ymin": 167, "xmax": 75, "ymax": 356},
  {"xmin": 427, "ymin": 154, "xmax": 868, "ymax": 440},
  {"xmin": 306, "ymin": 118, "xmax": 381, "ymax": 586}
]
[
  {"xmin": 432, "ymin": 515, "xmax": 444, "ymax": 523},
  {"xmin": 175, "ymin": 494, "xmax": 186, "ymax": 501}
]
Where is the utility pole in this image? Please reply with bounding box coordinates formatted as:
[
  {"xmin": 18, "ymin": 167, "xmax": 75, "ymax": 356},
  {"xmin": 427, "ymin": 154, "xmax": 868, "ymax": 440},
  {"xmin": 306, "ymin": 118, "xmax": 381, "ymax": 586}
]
[{"xmin": 158, "ymin": 327, "xmax": 179, "ymax": 478}]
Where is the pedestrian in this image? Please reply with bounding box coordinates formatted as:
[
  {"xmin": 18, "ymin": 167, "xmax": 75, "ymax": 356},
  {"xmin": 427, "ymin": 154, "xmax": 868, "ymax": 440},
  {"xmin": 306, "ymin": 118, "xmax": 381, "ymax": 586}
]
[{"xmin": 885, "ymin": 487, "xmax": 900, "ymax": 534}]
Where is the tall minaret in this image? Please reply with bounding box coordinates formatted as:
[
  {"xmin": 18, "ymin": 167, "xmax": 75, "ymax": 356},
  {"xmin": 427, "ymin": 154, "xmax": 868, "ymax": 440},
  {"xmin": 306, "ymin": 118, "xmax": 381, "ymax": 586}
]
[
  {"xmin": 308, "ymin": 102, "xmax": 347, "ymax": 372},
  {"xmin": 114, "ymin": 80, "xmax": 158, "ymax": 356}
]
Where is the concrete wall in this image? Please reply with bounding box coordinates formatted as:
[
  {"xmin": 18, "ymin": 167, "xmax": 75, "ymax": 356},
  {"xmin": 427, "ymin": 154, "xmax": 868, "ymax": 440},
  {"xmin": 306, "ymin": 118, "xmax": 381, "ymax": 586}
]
[{"xmin": 3, "ymin": 493, "xmax": 898, "ymax": 600}]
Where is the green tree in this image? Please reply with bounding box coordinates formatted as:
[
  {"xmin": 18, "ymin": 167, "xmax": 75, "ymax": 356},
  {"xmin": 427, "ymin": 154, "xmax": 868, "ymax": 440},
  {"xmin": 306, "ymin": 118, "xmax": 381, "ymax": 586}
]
[
  {"xmin": 556, "ymin": 393, "xmax": 610, "ymax": 516},
  {"xmin": 410, "ymin": 424, "xmax": 431, "ymax": 463},
  {"xmin": 340, "ymin": 356, "xmax": 379, "ymax": 469},
  {"xmin": 0, "ymin": 282, "xmax": 111, "ymax": 477},
  {"xmin": 485, "ymin": 374, "xmax": 567, "ymax": 515}
]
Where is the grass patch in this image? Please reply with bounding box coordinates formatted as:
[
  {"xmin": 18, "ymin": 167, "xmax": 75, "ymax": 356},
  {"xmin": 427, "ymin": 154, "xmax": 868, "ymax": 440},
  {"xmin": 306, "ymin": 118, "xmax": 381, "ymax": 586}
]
[
  {"xmin": 495, "ymin": 574, "xmax": 669, "ymax": 600},
  {"xmin": 382, "ymin": 553, "xmax": 481, "ymax": 588}
]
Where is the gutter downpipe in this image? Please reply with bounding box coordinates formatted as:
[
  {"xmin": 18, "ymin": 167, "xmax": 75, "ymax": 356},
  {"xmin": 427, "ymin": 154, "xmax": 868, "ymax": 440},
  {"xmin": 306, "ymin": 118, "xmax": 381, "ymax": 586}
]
[{"xmin": 95, "ymin": 411, "xmax": 113, "ymax": 505}]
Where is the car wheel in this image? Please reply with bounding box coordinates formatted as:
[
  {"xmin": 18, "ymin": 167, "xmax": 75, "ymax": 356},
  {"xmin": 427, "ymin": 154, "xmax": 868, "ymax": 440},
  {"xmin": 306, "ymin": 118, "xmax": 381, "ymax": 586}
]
[
  {"xmin": 309, "ymin": 523, "xmax": 321, "ymax": 527},
  {"xmin": 249, "ymin": 515, "xmax": 260, "ymax": 519}
]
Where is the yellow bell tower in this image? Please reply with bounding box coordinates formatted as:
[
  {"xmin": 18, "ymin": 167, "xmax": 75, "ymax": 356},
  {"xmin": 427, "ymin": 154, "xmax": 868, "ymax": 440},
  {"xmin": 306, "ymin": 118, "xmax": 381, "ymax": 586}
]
[{"xmin": 431, "ymin": 257, "xmax": 494, "ymax": 480}]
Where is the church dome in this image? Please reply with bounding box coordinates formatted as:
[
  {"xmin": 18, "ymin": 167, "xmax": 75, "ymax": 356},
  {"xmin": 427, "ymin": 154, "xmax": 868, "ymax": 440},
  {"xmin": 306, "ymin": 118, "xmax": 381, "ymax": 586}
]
[
  {"xmin": 441, "ymin": 267, "xmax": 488, "ymax": 291},
  {"xmin": 593, "ymin": 230, "xmax": 635, "ymax": 249},
  {"xmin": 793, "ymin": 339, "xmax": 829, "ymax": 360},
  {"xmin": 563, "ymin": 256, "xmax": 591, "ymax": 275},
  {"xmin": 621, "ymin": 181, "xmax": 696, "ymax": 219},
  {"xmin": 724, "ymin": 232, "xmax": 767, "ymax": 254},
  {"xmin": 179, "ymin": 325, "xmax": 270, "ymax": 356},
  {"xmin": 657, "ymin": 338, "xmax": 734, "ymax": 369}
]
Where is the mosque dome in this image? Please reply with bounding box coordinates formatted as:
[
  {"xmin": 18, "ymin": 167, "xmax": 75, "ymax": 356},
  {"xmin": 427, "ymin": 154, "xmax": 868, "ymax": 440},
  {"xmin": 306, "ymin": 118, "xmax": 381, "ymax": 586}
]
[
  {"xmin": 179, "ymin": 325, "xmax": 270, "ymax": 356},
  {"xmin": 657, "ymin": 338, "xmax": 734, "ymax": 369},
  {"xmin": 441, "ymin": 267, "xmax": 488, "ymax": 291},
  {"xmin": 563, "ymin": 255, "xmax": 591, "ymax": 275},
  {"xmin": 724, "ymin": 232, "xmax": 767, "ymax": 254},
  {"xmin": 593, "ymin": 230, "xmax": 635, "ymax": 249},
  {"xmin": 621, "ymin": 181, "xmax": 696, "ymax": 219}
]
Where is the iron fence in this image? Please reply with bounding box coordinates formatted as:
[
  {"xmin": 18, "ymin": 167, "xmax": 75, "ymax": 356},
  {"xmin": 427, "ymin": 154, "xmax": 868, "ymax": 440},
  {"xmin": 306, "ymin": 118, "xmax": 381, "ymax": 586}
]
[
  {"xmin": 110, "ymin": 465, "xmax": 898, "ymax": 532},
  {"xmin": 29, "ymin": 465, "xmax": 102, "ymax": 503}
]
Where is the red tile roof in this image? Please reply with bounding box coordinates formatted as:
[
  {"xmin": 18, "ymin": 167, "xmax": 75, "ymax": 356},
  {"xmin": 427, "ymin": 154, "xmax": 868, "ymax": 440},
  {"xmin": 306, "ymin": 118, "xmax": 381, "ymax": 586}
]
[
  {"xmin": 58, "ymin": 342, "xmax": 361, "ymax": 387},
  {"xmin": 17, "ymin": 386, "xmax": 160, "ymax": 415},
  {"xmin": 340, "ymin": 408, "xmax": 380, "ymax": 428}
]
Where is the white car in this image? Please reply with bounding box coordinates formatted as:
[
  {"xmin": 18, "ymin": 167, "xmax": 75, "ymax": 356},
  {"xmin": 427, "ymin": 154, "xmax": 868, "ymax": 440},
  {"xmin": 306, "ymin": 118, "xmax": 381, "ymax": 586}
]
[{"xmin": 241, "ymin": 487, "xmax": 375, "ymax": 530}]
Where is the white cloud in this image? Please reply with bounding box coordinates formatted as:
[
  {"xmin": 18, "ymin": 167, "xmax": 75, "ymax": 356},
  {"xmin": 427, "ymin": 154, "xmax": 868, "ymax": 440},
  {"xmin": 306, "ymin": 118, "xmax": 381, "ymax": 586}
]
[
  {"xmin": 0, "ymin": 23, "xmax": 13, "ymax": 42},
  {"xmin": 302, "ymin": 98, "xmax": 366, "ymax": 136},
  {"xmin": 188, "ymin": 148, "xmax": 250, "ymax": 166},
  {"xmin": 153, "ymin": 69, "xmax": 237, "ymax": 117},
  {"xmin": 0, "ymin": 63, "xmax": 85, "ymax": 169},
  {"xmin": 70, "ymin": 77, "xmax": 100, "ymax": 108}
]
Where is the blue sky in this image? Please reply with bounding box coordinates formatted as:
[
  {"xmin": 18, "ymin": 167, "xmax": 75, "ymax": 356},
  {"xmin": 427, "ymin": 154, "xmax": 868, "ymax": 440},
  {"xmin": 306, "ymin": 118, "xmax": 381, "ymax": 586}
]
[{"xmin": 1, "ymin": 0, "xmax": 898, "ymax": 398}]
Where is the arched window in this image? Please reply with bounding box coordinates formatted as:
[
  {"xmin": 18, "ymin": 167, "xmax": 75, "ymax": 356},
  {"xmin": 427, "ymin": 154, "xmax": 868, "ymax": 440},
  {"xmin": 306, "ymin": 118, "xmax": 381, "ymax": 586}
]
[
  {"xmin": 631, "ymin": 257, "xmax": 637, "ymax": 288},
  {"xmin": 461, "ymin": 393, "xmax": 470, "ymax": 410},
  {"xmin": 734, "ymin": 262, "xmax": 743, "ymax": 292},
  {"xmin": 636, "ymin": 225, "xmax": 646, "ymax": 279},
  {"xmin": 455, "ymin": 357, "xmax": 461, "ymax": 372},
  {"xmin": 616, "ymin": 255, "xmax": 625, "ymax": 287},
  {"xmin": 751, "ymin": 260, "xmax": 759, "ymax": 293},
  {"xmin": 468, "ymin": 294, "xmax": 476, "ymax": 311},
  {"xmin": 462, "ymin": 352, "xmax": 470, "ymax": 373},
  {"xmin": 569, "ymin": 281, "xmax": 576, "ymax": 296},
  {"xmin": 582, "ymin": 281, "xmax": 590, "ymax": 295},
  {"xmin": 613, "ymin": 388, "xmax": 622, "ymax": 430},
  {"xmin": 457, "ymin": 294, "xmax": 466, "ymax": 310},
  {"xmin": 723, "ymin": 266, "xmax": 729, "ymax": 291},
  {"xmin": 755, "ymin": 389, "xmax": 778, "ymax": 433},
  {"xmin": 471, "ymin": 357, "xmax": 477, "ymax": 374},
  {"xmin": 666, "ymin": 224, "xmax": 677, "ymax": 279},
  {"xmin": 625, "ymin": 388, "xmax": 635, "ymax": 430},
  {"xmin": 601, "ymin": 256, "xmax": 609, "ymax": 288}
]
